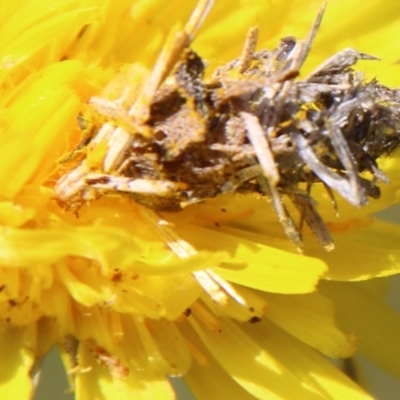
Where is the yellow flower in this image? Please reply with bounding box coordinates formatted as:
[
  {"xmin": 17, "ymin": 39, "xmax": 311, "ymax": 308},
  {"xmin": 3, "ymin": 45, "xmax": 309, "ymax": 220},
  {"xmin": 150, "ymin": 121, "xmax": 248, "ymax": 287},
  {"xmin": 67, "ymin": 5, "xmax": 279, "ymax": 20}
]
[{"xmin": 1, "ymin": 0, "xmax": 400, "ymax": 399}]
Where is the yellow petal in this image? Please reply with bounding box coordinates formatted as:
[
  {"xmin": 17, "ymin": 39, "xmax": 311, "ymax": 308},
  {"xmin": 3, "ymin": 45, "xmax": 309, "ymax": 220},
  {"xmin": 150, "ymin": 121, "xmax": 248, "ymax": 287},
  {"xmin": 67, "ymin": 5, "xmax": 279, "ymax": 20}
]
[
  {"xmin": 36, "ymin": 318, "xmax": 62, "ymax": 357},
  {"xmin": 0, "ymin": 0, "xmax": 100, "ymax": 78},
  {"xmin": 260, "ymin": 292, "xmax": 356, "ymax": 358},
  {"xmin": 241, "ymin": 319, "xmax": 374, "ymax": 400},
  {"xmin": 56, "ymin": 261, "xmax": 110, "ymax": 307},
  {"xmin": 0, "ymin": 325, "xmax": 35, "ymax": 400},
  {"xmin": 320, "ymin": 280, "xmax": 400, "ymax": 381},
  {"xmin": 202, "ymin": 284, "xmax": 267, "ymax": 323},
  {"xmin": 0, "ymin": 201, "xmax": 37, "ymax": 227},
  {"xmin": 76, "ymin": 342, "xmax": 176, "ymax": 400},
  {"xmin": 115, "ymin": 273, "xmax": 202, "ymax": 319},
  {"xmin": 305, "ymin": 219, "xmax": 400, "ymax": 281},
  {"xmin": 126, "ymin": 318, "xmax": 189, "ymax": 376},
  {"xmin": 0, "ymin": 222, "xmax": 224, "ymax": 275},
  {"xmin": 0, "ymin": 89, "xmax": 80, "ymax": 198},
  {"xmin": 40, "ymin": 280, "xmax": 73, "ymax": 335},
  {"xmin": 0, "ymin": 60, "xmax": 95, "ymax": 199},
  {"xmin": 189, "ymin": 316, "xmax": 326, "ymax": 400},
  {"xmin": 144, "ymin": 319, "xmax": 192, "ymax": 376},
  {"xmin": 178, "ymin": 223, "xmax": 327, "ymax": 294},
  {"xmin": 181, "ymin": 321, "xmax": 259, "ymax": 400},
  {"xmin": 73, "ymin": 306, "xmax": 120, "ymax": 348}
]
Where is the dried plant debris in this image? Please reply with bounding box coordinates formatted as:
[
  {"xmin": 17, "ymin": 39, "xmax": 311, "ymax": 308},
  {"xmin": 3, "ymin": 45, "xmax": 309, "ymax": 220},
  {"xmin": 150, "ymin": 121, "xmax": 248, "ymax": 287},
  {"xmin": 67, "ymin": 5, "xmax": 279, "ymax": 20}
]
[{"xmin": 55, "ymin": 1, "xmax": 400, "ymax": 250}]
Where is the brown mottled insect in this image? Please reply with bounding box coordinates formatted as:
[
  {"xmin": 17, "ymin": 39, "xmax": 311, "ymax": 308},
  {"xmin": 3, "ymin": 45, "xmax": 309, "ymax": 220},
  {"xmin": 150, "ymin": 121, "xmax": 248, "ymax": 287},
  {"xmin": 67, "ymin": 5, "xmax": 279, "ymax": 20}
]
[{"xmin": 55, "ymin": 0, "xmax": 400, "ymax": 251}]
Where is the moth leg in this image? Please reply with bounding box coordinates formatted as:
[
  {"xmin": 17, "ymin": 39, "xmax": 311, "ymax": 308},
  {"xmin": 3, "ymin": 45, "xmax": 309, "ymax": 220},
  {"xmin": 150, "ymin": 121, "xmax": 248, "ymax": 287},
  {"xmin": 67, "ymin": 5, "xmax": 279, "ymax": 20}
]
[
  {"xmin": 257, "ymin": 175, "xmax": 303, "ymax": 251},
  {"xmin": 83, "ymin": 173, "xmax": 187, "ymax": 197},
  {"xmin": 290, "ymin": 190, "xmax": 334, "ymax": 251},
  {"xmin": 327, "ymin": 96, "xmax": 382, "ymax": 205},
  {"xmin": 322, "ymin": 181, "xmax": 339, "ymax": 217},
  {"xmin": 217, "ymin": 165, "xmax": 261, "ymax": 194},
  {"xmin": 235, "ymin": 165, "xmax": 263, "ymax": 186},
  {"xmin": 240, "ymin": 111, "xmax": 279, "ymax": 185},
  {"xmin": 326, "ymin": 120, "xmax": 366, "ymax": 205},
  {"xmin": 239, "ymin": 111, "xmax": 303, "ymax": 249},
  {"xmin": 292, "ymin": 131, "xmax": 366, "ymax": 206},
  {"xmin": 297, "ymin": 181, "xmax": 312, "ymax": 233}
]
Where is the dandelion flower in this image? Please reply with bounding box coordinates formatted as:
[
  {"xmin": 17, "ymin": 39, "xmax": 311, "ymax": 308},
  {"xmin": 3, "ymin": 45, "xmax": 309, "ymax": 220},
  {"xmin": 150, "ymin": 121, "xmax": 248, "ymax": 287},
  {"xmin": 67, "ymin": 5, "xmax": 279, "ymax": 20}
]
[{"xmin": 1, "ymin": 1, "xmax": 400, "ymax": 400}]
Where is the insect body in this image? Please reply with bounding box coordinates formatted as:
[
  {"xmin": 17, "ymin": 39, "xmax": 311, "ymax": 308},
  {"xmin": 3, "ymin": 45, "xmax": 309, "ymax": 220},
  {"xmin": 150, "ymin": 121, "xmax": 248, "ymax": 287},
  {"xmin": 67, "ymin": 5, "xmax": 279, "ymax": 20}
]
[{"xmin": 55, "ymin": 1, "xmax": 400, "ymax": 250}]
